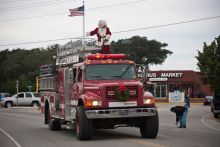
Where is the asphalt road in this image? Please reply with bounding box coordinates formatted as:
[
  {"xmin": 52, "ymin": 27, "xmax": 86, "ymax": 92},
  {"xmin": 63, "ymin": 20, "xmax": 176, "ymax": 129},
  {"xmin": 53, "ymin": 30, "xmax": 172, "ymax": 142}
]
[{"xmin": 0, "ymin": 104, "xmax": 220, "ymax": 147}]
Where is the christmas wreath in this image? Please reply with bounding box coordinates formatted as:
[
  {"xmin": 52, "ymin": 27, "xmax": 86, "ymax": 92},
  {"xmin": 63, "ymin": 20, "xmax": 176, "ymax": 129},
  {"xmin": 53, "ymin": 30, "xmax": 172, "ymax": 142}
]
[{"xmin": 114, "ymin": 85, "xmax": 130, "ymax": 101}]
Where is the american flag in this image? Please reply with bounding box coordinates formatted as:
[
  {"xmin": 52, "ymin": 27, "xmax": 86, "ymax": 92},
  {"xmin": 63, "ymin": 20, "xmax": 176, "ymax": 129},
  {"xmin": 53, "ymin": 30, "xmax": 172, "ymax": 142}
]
[{"xmin": 68, "ymin": 6, "xmax": 84, "ymax": 17}]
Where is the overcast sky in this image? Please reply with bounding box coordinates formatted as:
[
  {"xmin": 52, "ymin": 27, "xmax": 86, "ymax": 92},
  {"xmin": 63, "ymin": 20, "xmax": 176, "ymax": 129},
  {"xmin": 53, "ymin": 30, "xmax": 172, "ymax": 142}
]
[{"xmin": 0, "ymin": 0, "xmax": 220, "ymax": 71}]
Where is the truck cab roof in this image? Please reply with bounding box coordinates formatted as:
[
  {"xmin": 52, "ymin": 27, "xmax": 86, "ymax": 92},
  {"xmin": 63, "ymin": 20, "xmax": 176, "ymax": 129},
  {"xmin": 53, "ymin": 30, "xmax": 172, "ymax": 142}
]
[{"xmin": 73, "ymin": 54, "xmax": 135, "ymax": 67}]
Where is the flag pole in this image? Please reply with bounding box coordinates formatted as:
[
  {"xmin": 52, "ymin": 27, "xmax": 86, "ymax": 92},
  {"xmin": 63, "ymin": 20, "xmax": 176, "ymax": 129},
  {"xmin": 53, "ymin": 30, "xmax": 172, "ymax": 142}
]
[{"xmin": 83, "ymin": 1, "xmax": 85, "ymax": 50}]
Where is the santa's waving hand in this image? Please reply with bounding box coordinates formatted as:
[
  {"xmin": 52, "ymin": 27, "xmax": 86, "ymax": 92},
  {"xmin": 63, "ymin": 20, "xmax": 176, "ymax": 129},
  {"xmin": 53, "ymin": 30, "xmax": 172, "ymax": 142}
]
[{"xmin": 87, "ymin": 20, "xmax": 111, "ymax": 54}]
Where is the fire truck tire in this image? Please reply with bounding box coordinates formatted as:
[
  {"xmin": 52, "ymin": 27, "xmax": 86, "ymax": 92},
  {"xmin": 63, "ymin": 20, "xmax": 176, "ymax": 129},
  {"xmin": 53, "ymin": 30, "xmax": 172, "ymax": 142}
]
[
  {"xmin": 48, "ymin": 109, "xmax": 61, "ymax": 131},
  {"xmin": 139, "ymin": 111, "xmax": 159, "ymax": 138},
  {"xmin": 75, "ymin": 106, "xmax": 93, "ymax": 140}
]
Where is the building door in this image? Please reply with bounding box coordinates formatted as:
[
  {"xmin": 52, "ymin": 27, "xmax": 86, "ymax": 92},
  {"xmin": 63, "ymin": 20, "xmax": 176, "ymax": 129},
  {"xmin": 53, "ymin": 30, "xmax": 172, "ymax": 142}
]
[{"xmin": 155, "ymin": 83, "xmax": 167, "ymax": 98}]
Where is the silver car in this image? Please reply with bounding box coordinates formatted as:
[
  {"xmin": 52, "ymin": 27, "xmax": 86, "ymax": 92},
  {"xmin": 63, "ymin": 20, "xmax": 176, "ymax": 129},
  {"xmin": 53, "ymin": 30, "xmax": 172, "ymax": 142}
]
[{"xmin": 0, "ymin": 92, "xmax": 40, "ymax": 108}]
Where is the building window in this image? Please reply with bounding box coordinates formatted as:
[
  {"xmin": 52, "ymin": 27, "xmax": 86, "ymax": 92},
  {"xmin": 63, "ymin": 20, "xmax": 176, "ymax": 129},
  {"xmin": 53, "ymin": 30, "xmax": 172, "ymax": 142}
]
[{"xmin": 155, "ymin": 82, "xmax": 167, "ymax": 98}]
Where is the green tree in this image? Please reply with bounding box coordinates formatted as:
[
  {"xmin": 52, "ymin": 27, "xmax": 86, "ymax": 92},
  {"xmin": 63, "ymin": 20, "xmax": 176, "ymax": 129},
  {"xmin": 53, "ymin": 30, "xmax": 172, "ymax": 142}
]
[
  {"xmin": 196, "ymin": 35, "xmax": 220, "ymax": 91},
  {"xmin": 0, "ymin": 44, "xmax": 58, "ymax": 94},
  {"xmin": 111, "ymin": 36, "xmax": 172, "ymax": 66}
]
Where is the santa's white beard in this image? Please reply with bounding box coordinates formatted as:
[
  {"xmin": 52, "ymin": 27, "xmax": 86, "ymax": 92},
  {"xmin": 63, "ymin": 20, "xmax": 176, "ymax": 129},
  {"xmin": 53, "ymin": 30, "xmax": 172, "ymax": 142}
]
[{"xmin": 98, "ymin": 28, "xmax": 107, "ymax": 37}]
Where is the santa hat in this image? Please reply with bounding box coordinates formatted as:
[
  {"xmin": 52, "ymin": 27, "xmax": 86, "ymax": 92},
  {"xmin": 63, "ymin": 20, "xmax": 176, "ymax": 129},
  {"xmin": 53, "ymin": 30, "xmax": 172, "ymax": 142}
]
[{"xmin": 98, "ymin": 20, "xmax": 107, "ymax": 28}]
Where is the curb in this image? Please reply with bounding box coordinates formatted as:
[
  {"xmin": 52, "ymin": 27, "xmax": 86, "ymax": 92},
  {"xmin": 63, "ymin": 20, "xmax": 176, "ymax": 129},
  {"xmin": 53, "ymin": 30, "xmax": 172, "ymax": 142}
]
[{"xmin": 6, "ymin": 107, "xmax": 41, "ymax": 113}]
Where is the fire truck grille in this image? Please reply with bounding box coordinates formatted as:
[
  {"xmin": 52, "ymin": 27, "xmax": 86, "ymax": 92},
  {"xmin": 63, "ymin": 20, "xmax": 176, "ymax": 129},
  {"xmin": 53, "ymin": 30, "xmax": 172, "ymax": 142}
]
[{"xmin": 106, "ymin": 86, "xmax": 139, "ymax": 100}]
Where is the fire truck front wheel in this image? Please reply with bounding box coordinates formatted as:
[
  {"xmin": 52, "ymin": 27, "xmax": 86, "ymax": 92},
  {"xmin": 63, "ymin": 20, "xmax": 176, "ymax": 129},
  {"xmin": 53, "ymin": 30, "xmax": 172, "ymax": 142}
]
[
  {"xmin": 139, "ymin": 111, "xmax": 159, "ymax": 138},
  {"xmin": 75, "ymin": 106, "xmax": 93, "ymax": 140}
]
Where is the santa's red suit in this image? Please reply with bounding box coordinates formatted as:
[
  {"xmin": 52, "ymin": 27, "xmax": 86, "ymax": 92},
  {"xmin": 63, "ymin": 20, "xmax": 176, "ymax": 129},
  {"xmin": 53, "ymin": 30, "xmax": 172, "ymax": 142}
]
[{"xmin": 88, "ymin": 20, "xmax": 111, "ymax": 54}]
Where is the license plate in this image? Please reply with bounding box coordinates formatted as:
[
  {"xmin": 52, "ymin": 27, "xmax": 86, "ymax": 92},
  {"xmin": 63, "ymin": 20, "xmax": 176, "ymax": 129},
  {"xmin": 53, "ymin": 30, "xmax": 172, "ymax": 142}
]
[
  {"xmin": 109, "ymin": 101, "xmax": 137, "ymax": 108},
  {"xmin": 119, "ymin": 110, "xmax": 128, "ymax": 115}
]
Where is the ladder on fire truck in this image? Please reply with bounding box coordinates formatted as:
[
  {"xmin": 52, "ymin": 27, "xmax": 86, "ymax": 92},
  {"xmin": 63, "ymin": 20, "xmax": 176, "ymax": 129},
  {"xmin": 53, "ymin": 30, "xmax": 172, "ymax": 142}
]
[
  {"xmin": 56, "ymin": 39, "xmax": 100, "ymax": 66},
  {"xmin": 39, "ymin": 39, "xmax": 101, "ymax": 91}
]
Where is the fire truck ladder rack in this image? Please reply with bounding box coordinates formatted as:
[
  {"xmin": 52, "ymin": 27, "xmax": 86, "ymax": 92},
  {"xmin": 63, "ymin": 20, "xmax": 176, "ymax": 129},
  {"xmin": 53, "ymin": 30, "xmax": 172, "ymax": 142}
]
[
  {"xmin": 56, "ymin": 39, "xmax": 101, "ymax": 66},
  {"xmin": 40, "ymin": 64, "xmax": 54, "ymax": 77},
  {"xmin": 39, "ymin": 64, "xmax": 56, "ymax": 91}
]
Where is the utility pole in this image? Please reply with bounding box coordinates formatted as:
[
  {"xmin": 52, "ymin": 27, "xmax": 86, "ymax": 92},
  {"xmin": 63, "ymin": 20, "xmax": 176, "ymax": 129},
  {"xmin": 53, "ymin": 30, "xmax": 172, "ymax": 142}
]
[
  {"xmin": 82, "ymin": 0, "xmax": 85, "ymax": 50},
  {"xmin": 16, "ymin": 80, "xmax": 19, "ymax": 107}
]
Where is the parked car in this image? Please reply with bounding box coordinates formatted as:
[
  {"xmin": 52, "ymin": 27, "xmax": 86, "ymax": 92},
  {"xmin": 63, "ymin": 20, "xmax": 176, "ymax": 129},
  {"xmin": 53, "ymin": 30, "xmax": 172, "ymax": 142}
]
[
  {"xmin": 0, "ymin": 93, "xmax": 10, "ymax": 101},
  {"xmin": 203, "ymin": 96, "xmax": 213, "ymax": 105},
  {"xmin": 211, "ymin": 92, "xmax": 220, "ymax": 118},
  {"xmin": 0, "ymin": 92, "xmax": 40, "ymax": 108}
]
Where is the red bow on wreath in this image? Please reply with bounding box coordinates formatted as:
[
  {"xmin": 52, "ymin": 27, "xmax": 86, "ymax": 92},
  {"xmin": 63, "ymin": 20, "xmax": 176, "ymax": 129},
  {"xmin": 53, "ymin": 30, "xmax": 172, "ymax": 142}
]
[
  {"xmin": 114, "ymin": 85, "xmax": 130, "ymax": 101},
  {"xmin": 119, "ymin": 85, "xmax": 126, "ymax": 92}
]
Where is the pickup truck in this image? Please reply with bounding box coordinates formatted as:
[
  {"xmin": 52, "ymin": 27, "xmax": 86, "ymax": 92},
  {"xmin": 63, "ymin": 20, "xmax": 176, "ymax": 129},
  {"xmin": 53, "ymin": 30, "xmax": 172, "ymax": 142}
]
[
  {"xmin": 211, "ymin": 92, "xmax": 220, "ymax": 118},
  {"xmin": 0, "ymin": 92, "xmax": 40, "ymax": 108}
]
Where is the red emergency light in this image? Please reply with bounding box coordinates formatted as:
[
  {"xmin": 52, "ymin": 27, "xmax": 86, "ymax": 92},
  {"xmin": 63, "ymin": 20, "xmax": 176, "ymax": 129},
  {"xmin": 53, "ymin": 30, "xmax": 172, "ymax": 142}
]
[{"xmin": 86, "ymin": 54, "xmax": 126, "ymax": 60}]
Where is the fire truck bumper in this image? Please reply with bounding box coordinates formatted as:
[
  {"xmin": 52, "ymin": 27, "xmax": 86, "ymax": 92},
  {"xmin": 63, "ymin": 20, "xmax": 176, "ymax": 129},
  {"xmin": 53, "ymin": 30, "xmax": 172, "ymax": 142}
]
[{"xmin": 85, "ymin": 107, "xmax": 157, "ymax": 119}]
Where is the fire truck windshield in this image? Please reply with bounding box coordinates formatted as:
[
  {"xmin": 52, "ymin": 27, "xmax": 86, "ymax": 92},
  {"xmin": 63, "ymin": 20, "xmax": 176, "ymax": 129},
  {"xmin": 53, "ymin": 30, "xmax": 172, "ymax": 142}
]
[{"xmin": 86, "ymin": 64, "xmax": 137, "ymax": 80}]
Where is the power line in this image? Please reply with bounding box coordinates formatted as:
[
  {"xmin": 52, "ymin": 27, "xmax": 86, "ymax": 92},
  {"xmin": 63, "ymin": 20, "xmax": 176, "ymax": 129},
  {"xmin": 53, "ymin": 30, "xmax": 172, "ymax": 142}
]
[
  {"xmin": 0, "ymin": 0, "xmax": 74, "ymax": 13},
  {"xmin": 113, "ymin": 15, "xmax": 220, "ymax": 34},
  {"xmin": 0, "ymin": 15, "xmax": 219, "ymax": 47},
  {"xmin": 0, "ymin": 0, "xmax": 29, "ymax": 4},
  {"xmin": 0, "ymin": 37, "xmax": 88, "ymax": 46},
  {"xmin": 88, "ymin": 0, "xmax": 147, "ymax": 10},
  {"xmin": 0, "ymin": 12, "xmax": 66, "ymax": 22},
  {"xmin": 1, "ymin": 0, "xmax": 146, "ymax": 12},
  {"xmin": 0, "ymin": 0, "xmax": 146, "ymax": 22},
  {"xmin": 0, "ymin": 0, "xmax": 67, "ymax": 10}
]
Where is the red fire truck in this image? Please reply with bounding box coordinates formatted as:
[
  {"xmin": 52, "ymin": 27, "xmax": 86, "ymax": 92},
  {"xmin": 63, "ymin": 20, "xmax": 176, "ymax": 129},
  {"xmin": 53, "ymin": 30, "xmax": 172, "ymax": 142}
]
[{"xmin": 39, "ymin": 40, "xmax": 159, "ymax": 140}]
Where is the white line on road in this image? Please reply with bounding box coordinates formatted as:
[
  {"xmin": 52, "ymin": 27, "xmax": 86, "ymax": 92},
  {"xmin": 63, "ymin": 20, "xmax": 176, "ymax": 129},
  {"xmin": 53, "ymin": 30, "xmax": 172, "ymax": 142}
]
[
  {"xmin": 201, "ymin": 114, "xmax": 220, "ymax": 131},
  {"xmin": 0, "ymin": 128, "xmax": 22, "ymax": 147}
]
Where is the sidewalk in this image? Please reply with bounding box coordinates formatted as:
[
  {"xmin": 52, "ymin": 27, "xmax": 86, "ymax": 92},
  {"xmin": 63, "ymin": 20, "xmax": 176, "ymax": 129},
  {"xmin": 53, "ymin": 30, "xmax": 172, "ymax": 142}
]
[
  {"xmin": 155, "ymin": 98, "xmax": 204, "ymax": 103},
  {"xmin": 3, "ymin": 106, "xmax": 41, "ymax": 113}
]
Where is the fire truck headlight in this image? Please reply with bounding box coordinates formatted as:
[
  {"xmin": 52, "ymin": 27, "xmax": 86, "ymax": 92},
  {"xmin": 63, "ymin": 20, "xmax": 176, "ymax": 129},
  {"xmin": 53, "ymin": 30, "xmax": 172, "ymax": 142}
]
[
  {"xmin": 143, "ymin": 99, "xmax": 154, "ymax": 105},
  {"xmin": 86, "ymin": 100, "xmax": 102, "ymax": 107},
  {"xmin": 92, "ymin": 100, "xmax": 102, "ymax": 106}
]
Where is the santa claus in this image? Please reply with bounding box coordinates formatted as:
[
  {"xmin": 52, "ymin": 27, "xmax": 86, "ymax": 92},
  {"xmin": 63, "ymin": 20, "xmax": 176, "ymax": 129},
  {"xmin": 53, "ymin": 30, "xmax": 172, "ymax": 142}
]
[{"xmin": 87, "ymin": 20, "xmax": 111, "ymax": 54}]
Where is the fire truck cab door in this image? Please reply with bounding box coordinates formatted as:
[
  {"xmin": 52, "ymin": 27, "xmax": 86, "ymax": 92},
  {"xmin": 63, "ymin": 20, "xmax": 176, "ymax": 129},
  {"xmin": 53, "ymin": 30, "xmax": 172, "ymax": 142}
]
[
  {"xmin": 73, "ymin": 67, "xmax": 83, "ymax": 99},
  {"xmin": 71, "ymin": 66, "xmax": 83, "ymax": 120}
]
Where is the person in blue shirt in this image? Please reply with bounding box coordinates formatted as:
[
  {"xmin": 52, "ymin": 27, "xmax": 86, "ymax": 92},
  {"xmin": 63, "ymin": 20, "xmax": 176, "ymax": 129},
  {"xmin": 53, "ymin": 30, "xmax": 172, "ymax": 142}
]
[
  {"xmin": 182, "ymin": 96, "xmax": 190, "ymax": 128},
  {"xmin": 170, "ymin": 106, "xmax": 186, "ymax": 128},
  {"xmin": 171, "ymin": 89, "xmax": 191, "ymax": 128}
]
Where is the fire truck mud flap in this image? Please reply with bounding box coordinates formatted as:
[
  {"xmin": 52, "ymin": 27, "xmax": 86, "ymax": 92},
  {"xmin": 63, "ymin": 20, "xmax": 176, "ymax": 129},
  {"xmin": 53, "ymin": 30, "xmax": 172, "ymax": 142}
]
[{"xmin": 85, "ymin": 108, "xmax": 157, "ymax": 119}]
